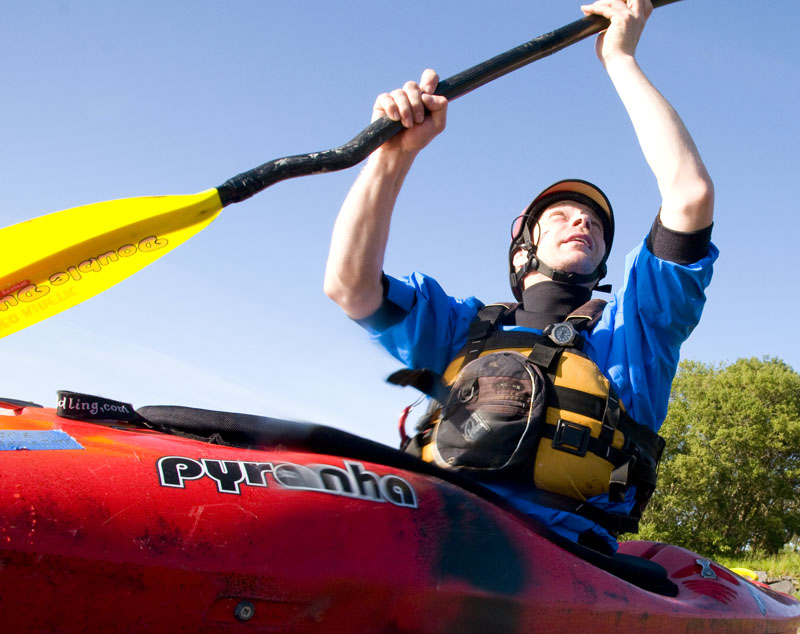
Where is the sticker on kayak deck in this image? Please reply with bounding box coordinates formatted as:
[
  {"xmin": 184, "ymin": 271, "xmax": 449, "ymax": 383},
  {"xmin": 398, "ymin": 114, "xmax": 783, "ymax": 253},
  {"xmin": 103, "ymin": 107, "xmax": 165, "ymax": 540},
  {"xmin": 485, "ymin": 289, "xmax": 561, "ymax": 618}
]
[
  {"xmin": 157, "ymin": 457, "xmax": 417, "ymax": 509},
  {"xmin": 0, "ymin": 429, "xmax": 84, "ymax": 451}
]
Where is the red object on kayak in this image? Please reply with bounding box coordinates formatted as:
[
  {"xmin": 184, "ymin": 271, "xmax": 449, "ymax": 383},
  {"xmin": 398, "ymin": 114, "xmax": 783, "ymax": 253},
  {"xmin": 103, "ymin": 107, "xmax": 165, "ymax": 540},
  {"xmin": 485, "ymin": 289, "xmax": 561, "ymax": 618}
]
[{"xmin": 1, "ymin": 398, "xmax": 799, "ymax": 633}]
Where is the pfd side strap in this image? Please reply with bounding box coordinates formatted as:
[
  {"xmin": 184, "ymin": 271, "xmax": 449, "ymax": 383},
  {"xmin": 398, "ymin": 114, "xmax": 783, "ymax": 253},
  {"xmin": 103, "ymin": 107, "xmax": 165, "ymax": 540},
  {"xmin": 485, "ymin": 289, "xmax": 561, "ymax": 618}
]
[
  {"xmin": 546, "ymin": 383, "xmax": 664, "ymax": 466},
  {"xmin": 540, "ymin": 423, "xmax": 656, "ymax": 481},
  {"xmin": 526, "ymin": 488, "xmax": 640, "ymax": 536}
]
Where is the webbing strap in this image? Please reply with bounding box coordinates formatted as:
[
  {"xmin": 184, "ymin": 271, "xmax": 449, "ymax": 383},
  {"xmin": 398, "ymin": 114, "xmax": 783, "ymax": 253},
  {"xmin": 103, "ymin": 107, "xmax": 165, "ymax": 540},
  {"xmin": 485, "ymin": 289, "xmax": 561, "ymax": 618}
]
[
  {"xmin": 462, "ymin": 304, "xmax": 509, "ymax": 365},
  {"xmin": 547, "ymin": 384, "xmax": 606, "ymax": 421},
  {"xmin": 386, "ymin": 368, "xmax": 450, "ymax": 403},
  {"xmin": 600, "ymin": 391, "xmax": 620, "ymax": 445},
  {"xmin": 609, "ymin": 461, "xmax": 632, "ymax": 503},
  {"xmin": 540, "ymin": 422, "xmax": 623, "ymax": 466},
  {"xmin": 528, "ymin": 341, "xmax": 560, "ymax": 369},
  {"xmin": 565, "ymin": 298, "xmax": 607, "ymax": 331},
  {"xmin": 547, "ymin": 382, "xmax": 618, "ymax": 446}
]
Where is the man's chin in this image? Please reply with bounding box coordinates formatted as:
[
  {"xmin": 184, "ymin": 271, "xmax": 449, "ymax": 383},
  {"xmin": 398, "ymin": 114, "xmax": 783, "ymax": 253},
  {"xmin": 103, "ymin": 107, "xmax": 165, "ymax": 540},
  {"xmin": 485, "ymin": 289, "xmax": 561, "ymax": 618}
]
[{"xmin": 543, "ymin": 256, "xmax": 597, "ymax": 277}]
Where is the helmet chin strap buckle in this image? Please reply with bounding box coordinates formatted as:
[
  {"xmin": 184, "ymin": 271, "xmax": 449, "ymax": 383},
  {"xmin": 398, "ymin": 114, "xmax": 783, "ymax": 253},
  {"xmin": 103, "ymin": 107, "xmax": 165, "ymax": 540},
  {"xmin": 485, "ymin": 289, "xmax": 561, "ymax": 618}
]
[
  {"xmin": 527, "ymin": 250, "xmax": 538, "ymax": 273},
  {"xmin": 510, "ymin": 245, "xmax": 612, "ymax": 298}
]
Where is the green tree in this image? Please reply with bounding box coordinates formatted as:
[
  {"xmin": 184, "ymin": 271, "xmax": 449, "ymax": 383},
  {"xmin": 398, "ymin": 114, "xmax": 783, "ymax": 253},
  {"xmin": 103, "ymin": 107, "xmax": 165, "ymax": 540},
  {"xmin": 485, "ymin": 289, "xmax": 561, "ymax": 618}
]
[{"xmin": 636, "ymin": 357, "xmax": 800, "ymax": 557}]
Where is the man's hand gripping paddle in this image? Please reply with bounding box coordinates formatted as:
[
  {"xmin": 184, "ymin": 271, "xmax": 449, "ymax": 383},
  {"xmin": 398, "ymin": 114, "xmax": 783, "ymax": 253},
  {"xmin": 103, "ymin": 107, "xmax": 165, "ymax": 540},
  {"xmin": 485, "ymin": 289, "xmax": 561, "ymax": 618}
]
[{"xmin": 0, "ymin": 0, "xmax": 681, "ymax": 339}]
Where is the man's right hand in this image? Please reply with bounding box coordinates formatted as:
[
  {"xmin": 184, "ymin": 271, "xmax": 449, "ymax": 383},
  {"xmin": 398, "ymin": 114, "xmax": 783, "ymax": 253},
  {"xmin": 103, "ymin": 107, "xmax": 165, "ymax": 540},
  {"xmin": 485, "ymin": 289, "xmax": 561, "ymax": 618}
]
[{"xmin": 372, "ymin": 68, "xmax": 448, "ymax": 156}]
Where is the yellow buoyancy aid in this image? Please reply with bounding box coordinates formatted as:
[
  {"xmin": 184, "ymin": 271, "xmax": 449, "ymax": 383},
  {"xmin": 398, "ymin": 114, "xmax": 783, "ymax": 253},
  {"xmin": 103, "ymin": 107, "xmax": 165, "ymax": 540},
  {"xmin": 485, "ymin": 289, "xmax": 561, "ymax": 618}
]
[{"xmin": 393, "ymin": 301, "xmax": 664, "ymax": 536}]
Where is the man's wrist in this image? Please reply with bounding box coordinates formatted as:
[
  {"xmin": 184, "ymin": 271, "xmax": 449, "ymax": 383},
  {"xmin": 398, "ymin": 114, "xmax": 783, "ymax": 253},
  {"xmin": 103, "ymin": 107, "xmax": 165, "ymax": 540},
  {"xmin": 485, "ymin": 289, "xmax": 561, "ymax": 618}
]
[
  {"xmin": 602, "ymin": 52, "xmax": 639, "ymax": 73},
  {"xmin": 368, "ymin": 145, "xmax": 419, "ymax": 175},
  {"xmin": 647, "ymin": 212, "xmax": 713, "ymax": 264}
]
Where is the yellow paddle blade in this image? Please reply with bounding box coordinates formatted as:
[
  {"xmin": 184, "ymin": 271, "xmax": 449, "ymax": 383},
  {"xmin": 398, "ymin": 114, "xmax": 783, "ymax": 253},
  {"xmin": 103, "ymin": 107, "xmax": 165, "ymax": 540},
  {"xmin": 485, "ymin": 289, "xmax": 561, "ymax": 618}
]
[{"xmin": 0, "ymin": 189, "xmax": 222, "ymax": 339}]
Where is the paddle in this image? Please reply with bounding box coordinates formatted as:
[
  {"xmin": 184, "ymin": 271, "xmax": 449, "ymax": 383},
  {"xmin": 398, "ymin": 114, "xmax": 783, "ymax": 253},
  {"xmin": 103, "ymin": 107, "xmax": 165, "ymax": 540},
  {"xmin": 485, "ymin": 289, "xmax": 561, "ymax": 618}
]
[{"xmin": 0, "ymin": 0, "xmax": 681, "ymax": 339}]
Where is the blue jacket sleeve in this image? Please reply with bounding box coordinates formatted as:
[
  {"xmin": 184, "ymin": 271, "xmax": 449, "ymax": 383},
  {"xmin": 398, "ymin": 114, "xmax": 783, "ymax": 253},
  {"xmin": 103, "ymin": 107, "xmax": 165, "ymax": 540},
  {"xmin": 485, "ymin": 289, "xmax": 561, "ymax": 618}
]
[
  {"xmin": 585, "ymin": 239, "xmax": 718, "ymax": 431},
  {"xmin": 355, "ymin": 272, "xmax": 484, "ymax": 374}
]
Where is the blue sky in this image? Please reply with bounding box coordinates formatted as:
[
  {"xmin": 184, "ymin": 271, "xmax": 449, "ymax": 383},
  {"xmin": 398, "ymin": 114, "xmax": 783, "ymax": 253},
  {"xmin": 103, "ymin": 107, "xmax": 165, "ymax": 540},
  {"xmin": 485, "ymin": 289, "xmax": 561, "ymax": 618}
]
[{"xmin": 2, "ymin": 1, "xmax": 798, "ymax": 446}]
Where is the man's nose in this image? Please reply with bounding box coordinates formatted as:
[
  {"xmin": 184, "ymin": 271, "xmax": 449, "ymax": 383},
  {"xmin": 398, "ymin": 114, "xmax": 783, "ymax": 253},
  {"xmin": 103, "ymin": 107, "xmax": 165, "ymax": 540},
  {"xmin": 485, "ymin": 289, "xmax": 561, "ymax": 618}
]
[{"xmin": 572, "ymin": 212, "xmax": 591, "ymax": 229}]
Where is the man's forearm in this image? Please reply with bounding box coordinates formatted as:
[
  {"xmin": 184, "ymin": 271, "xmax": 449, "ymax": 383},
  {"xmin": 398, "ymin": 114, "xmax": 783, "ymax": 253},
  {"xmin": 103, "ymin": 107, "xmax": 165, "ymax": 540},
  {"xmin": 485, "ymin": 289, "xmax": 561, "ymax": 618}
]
[
  {"xmin": 605, "ymin": 54, "xmax": 714, "ymax": 232},
  {"xmin": 324, "ymin": 148, "xmax": 417, "ymax": 320}
]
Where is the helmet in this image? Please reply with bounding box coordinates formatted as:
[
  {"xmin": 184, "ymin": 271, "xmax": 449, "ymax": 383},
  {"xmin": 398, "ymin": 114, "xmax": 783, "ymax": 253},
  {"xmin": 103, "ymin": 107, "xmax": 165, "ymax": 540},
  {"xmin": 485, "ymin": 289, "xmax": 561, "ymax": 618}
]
[{"xmin": 508, "ymin": 179, "xmax": 615, "ymax": 300}]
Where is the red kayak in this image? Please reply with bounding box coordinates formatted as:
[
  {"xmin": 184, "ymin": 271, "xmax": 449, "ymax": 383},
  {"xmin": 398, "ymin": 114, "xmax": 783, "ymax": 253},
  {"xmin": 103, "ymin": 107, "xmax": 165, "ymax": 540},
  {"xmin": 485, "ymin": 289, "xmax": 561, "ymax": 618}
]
[{"xmin": 1, "ymin": 395, "xmax": 799, "ymax": 633}]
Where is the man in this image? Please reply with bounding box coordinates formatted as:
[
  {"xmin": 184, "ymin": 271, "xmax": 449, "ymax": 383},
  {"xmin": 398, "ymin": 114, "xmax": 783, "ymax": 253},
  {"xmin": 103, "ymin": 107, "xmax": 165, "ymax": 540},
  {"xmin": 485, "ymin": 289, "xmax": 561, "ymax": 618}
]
[{"xmin": 325, "ymin": 0, "xmax": 715, "ymax": 553}]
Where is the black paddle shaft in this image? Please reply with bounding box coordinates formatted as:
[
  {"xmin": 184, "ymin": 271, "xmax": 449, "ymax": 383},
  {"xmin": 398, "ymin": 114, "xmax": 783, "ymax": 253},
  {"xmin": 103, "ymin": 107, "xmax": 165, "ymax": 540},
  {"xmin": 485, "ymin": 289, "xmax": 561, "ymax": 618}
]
[{"xmin": 217, "ymin": 0, "xmax": 682, "ymax": 207}]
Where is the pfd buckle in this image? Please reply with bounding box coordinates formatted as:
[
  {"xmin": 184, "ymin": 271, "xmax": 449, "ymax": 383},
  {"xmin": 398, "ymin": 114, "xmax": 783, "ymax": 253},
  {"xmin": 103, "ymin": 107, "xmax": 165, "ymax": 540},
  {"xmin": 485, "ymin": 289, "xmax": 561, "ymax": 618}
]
[{"xmin": 552, "ymin": 419, "xmax": 590, "ymax": 457}]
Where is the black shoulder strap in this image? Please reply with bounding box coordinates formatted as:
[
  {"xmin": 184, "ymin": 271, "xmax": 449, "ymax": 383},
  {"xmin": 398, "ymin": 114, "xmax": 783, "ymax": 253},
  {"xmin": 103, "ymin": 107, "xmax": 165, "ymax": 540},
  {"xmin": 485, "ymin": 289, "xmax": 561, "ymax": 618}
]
[
  {"xmin": 469, "ymin": 303, "xmax": 513, "ymax": 336},
  {"xmin": 461, "ymin": 303, "xmax": 515, "ymax": 365},
  {"xmin": 566, "ymin": 298, "xmax": 607, "ymax": 332}
]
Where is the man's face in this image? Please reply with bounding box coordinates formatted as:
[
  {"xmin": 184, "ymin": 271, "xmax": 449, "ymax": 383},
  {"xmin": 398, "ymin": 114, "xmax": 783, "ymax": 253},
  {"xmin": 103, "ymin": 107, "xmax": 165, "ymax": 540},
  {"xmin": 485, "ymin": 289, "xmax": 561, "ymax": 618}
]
[{"xmin": 515, "ymin": 201, "xmax": 606, "ymax": 279}]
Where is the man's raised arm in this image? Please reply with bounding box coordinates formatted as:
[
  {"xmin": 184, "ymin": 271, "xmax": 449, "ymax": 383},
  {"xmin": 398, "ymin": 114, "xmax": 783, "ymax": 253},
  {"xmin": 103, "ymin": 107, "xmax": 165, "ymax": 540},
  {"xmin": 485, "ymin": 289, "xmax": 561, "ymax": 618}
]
[
  {"xmin": 582, "ymin": 0, "xmax": 714, "ymax": 233},
  {"xmin": 324, "ymin": 69, "xmax": 448, "ymax": 320}
]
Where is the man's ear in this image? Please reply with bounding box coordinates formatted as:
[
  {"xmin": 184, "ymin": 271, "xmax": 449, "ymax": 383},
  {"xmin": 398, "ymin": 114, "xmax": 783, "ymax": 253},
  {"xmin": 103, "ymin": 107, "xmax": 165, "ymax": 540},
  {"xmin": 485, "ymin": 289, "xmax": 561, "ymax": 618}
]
[{"xmin": 511, "ymin": 248, "xmax": 529, "ymax": 272}]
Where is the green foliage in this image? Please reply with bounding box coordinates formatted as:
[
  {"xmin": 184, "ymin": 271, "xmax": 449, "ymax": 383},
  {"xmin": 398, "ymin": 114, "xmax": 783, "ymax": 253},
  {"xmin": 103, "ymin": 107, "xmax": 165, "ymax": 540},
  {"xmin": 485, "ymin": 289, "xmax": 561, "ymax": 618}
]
[
  {"xmin": 716, "ymin": 550, "xmax": 800, "ymax": 599},
  {"xmin": 636, "ymin": 358, "xmax": 800, "ymax": 557},
  {"xmin": 716, "ymin": 550, "xmax": 800, "ymax": 581}
]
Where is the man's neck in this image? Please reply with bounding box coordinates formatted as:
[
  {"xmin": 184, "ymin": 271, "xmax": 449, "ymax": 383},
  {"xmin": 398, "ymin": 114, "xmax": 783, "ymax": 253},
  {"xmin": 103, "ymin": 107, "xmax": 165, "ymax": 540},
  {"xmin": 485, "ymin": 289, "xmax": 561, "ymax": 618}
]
[{"xmin": 513, "ymin": 281, "xmax": 592, "ymax": 330}]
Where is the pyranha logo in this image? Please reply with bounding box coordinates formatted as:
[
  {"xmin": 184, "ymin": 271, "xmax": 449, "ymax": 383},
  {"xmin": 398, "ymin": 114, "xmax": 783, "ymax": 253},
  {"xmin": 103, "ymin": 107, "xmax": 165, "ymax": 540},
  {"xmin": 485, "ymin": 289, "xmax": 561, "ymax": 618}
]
[
  {"xmin": 0, "ymin": 235, "xmax": 169, "ymax": 320},
  {"xmin": 157, "ymin": 456, "xmax": 418, "ymax": 509}
]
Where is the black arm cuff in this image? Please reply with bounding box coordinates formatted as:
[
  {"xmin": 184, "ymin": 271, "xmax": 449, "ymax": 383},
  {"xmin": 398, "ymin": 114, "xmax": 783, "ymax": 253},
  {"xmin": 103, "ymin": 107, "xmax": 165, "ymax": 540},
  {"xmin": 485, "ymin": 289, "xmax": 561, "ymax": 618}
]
[
  {"xmin": 353, "ymin": 273, "xmax": 411, "ymax": 331},
  {"xmin": 646, "ymin": 213, "xmax": 713, "ymax": 264}
]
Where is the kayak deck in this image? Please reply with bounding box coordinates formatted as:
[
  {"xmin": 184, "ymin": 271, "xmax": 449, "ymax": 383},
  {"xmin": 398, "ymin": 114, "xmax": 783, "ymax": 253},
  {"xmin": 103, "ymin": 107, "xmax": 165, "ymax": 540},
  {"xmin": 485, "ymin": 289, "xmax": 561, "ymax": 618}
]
[{"xmin": 1, "ymin": 401, "xmax": 798, "ymax": 633}]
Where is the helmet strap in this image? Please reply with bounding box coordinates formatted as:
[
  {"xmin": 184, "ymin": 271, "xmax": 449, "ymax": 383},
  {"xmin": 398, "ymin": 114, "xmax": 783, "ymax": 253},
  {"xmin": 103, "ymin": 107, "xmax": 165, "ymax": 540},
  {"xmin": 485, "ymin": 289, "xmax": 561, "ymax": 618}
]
[
  {"xmin": 511, "ymin": 243, "xmax": 610, "ymax": 299},
  {"xmin": 533, "ymin": 257, "xmax": 606, "ymax": 286}
]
